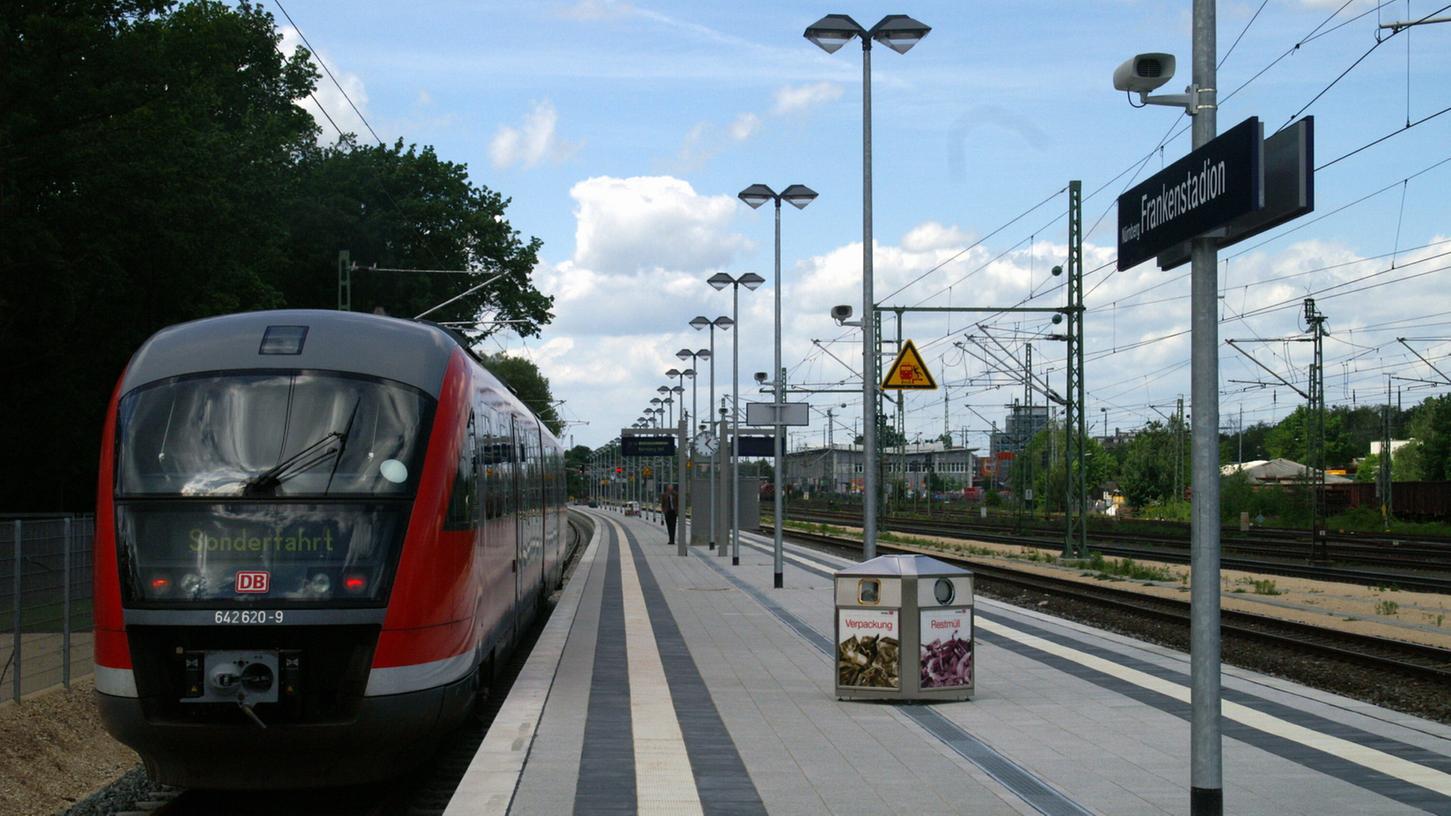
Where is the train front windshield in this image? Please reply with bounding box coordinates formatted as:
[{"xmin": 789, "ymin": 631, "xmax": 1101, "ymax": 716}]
[{"xmin": 114, "ymin": 371, "xmax": 435, "ymax": 606}]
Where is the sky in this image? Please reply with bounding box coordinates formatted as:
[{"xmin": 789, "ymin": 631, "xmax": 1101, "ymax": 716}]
[{"xmin": 273, "ymin": 0, "xmax": 1451, "ymax": 454}]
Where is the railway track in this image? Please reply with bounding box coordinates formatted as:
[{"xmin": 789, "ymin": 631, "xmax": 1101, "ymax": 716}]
[
  {"xmin": 779, "ymin": 509, "xmax": 1451, "ymax": 594},
  {"xmin": 766, "ymin": 524, "xmax": 1451, "ymax": 685}
]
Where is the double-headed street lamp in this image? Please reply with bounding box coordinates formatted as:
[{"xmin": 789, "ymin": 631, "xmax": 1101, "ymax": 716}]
[
  {"xmin": 689, "ymin": 316, "xmax": 732, "ymax": 550},
  {"xmin": 739, "ymin": 182, "xmax": 818, "ymax": 589},
  {"xmin": 804, "ymin": 12, "xmax": 929, "ymax": 560},
  {"xmin": 707, "ymin": 272, "xmax": 764, "ymax": 565}
]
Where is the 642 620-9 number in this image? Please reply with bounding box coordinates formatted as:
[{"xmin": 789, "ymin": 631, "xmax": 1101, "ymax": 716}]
[{"xmin": 214, "ymin": 610, "xmax": 284, "ymax": 625}]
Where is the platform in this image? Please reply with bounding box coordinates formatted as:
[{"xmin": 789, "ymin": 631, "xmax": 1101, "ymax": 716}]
[{"xmin": 446, "ymin": 508, "xmax": 1451, "ymax": 815}]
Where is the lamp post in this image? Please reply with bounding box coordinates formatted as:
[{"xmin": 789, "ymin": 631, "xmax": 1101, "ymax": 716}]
[
  {"xmin": 805, "ymin": 13, "xmax": 929, "ymax": 561},
  {"xmin": 740, "ymin": 182, "xmax": 818, "ymax": 588},
  {"xmin": 675, "ymin": 361, "xmax": 699, "ymax": 542},
  {"xmin": 707, "ymin": 272, "xmax": 765, "ymax": 565},
  {"xmin": 691, "ymin": 316, "xmax": 732, "ymax": 551}
]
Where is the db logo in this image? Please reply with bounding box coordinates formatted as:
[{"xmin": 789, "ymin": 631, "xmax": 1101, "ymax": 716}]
[{"xmin": 235, "ymin": 571, "xmax": 270, "ymax": 593}]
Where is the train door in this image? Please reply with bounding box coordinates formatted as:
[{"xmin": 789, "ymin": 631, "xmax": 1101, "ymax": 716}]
[{"xmin": 509, "ymin": 415, "xmax": 524, "ymax": 632}]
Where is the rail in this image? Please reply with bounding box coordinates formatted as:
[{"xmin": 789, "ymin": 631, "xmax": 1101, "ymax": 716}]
[
  {"xmin": 778, "ymin": 509, "xmax": 1451, "ymax": 594},
  {"xmin": 765, "ymin": 524, "xmax": 1451, "ymax": 684}
]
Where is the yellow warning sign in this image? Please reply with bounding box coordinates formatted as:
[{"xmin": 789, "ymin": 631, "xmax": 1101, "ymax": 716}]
[{"xmin": 881, "ymin": 339, "xmax": 937, "ymax": 390}]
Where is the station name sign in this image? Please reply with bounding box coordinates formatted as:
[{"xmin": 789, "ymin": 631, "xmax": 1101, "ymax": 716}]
[{"xmin": 1117, "ymin": 116, "xmax": 1264, "ymax": 271}]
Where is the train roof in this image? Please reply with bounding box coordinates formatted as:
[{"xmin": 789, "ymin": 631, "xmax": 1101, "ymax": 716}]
[
  {"xmin": 122, "ymin": 310, "xmax": 458, "ymax": 397},
  {"xmin": 121, "ymin": 310, "xmax": 565, "ymax": 449}
]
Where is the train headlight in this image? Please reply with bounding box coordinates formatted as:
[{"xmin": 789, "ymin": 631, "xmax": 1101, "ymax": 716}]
[
  {"xmin": 309, "ymin": 573, "xmax": 331, "ymax": 595},
  {"xmin": 180, "ymin": 574, "xmax": 203, "ymax": 595}
]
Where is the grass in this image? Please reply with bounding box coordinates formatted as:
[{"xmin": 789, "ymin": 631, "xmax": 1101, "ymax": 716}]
[
  {"xmin": 1075, "ymin": 551, "xmax": 1177, "ymax": 582},
  {"xmin": 1375, "ymin": 599, "xmax": 1400, "ymax": 617},
  {"xmin": 1327, "ymin": 508, "xmax": 1451, "ymax": 538},
  {"xmin": 1251, "ymin": 579, "xmax": 1282, "ymax": 596}
]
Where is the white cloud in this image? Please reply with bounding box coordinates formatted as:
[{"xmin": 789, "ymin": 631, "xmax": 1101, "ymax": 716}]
[
  {"xmin": 530, "ymin": 169, "xmax": 1451, "ymax": 451},
  {"xmin": 569, "ymin": 176, "xmax": 751, "ymax": 277},
  {"xmin": 279, "ymin": 27, "xmax": 372, "ymax": 143},
  {"xmin": 728, "ymin": 112, "xmax": 761, "ymax": 142},
  {"xmin": 773, "ymin": 81, "xmax": 843, "ymax": 115},
  {"xmin": 489, "ymin": 100, "xmax": 583, "ymax": 170}
]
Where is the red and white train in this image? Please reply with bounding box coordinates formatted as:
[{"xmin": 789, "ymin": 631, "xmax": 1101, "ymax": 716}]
[{"xmin": 93, "ymin": 310, "xmax": 566, "ymax": 788}]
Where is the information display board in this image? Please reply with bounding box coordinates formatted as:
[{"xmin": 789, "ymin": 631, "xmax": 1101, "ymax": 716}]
[{"xmin": 621, "ymin": 436, "xmax": 675, "ymax": 457}]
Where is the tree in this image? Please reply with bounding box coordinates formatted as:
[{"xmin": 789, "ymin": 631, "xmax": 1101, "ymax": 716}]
[
  {"xmin": 276, "ymin": 139, "xmax": 552, "ymax": 332},
  {"xmin": 482, "ymin": 353, "xmax": 562, "ymax": 436},
  {"xmin": 565, "ymin": 444, "xmax": 592, "ymax": 498},
  {"xmin": 1021, "ymin": 424, "xmax": 1113, "ymax": 512},
  {"xmin": 2, "ymin": 0, "xmax": 318, "ymax": 510},
  {"xmin": 1406, "ymin": 395, "xmax": 1451, "ymax": 480},
  {"xmin": 0, "ymin": 2, "xmax": 554, "ymax": 511},
  {"xmin": 1118, "ymin": 421, "xmax": 1190, "ymax": 507}
]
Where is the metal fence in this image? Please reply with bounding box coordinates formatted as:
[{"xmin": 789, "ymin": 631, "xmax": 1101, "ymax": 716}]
[{"xmin": 0, "ymin": 515, "xmax": 95, "ymax": 702}]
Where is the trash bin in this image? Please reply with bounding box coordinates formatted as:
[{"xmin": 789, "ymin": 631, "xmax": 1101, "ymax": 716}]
[{"xmin": 834, "ymin": 555, "xmax": 974, "ymax": 701}]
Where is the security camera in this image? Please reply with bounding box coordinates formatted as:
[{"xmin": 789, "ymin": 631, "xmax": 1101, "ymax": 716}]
[
  {"xmin": 754, "ymin": 371, "xmax": 769, "ymax": 384},
  {"xmin": 1113, "ymin": 53, "xmax": 1175, "ymax": 94}
]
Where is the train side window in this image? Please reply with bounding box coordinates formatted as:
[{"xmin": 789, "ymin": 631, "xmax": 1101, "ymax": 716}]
[{"xmin": 444, "ymin": 411, "xmax": 478, "ymax": 530}]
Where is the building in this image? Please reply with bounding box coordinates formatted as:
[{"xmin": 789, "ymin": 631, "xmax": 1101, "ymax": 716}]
[
  {"xmin": 783, "ymin": 442, "xmax": 977, "ymax": 497},
  {"xmin": 1220, "ymin": 458, "xmax": 1353, "ymax": 485},
  {"xmin": 987, "ymin": 404, "xmax": 1049, "ymax": 488}
]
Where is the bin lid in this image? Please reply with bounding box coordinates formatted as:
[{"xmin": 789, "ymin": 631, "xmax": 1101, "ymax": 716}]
[{"xmin": 835, "ymin": 554, "xmax": 971, "ymax": 577}]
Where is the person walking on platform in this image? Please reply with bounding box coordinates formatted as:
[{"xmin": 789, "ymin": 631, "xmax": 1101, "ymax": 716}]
[{"xmin": 661, "ymin": 484, "xmax": 679, "ymax": 546}]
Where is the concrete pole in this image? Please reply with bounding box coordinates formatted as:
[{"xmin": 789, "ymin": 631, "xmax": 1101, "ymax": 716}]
[
  {"xmin": 689, "ymin": 365, "xmax": 697, "ymax": 542},
  {"xmin": 773, "ymin": 199, "xmax": 786, "ymax": 588},
  {"xmin": 861, "ymin": 39, "xmax": 878, "ymax": 561},
  {"xmin": 1189, "ymin": 0, "xmax": 1222, "ymax": 812},
  {"xmin": 731, "ymin": 282, "xmax": 742, "ymax": 567},
  {"xmin": 677, "ymin": 414, "xmax": 688, "ymax": 556},
  {"xmin": 710, "ymin": 327, "xmax": 718, "ymax": 550}
]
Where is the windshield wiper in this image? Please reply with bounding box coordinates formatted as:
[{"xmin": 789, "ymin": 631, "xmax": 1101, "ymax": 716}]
[{"xmin": 243, "ymin": 431, "xmax": 344, "ymax": 497}]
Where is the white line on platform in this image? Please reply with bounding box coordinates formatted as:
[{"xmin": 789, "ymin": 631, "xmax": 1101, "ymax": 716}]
[
  {"xmin": 743, "ymin": 529, "xmax": 1451, "ymax": 799},
  {"xmin": 611, "ymin": 516, "xmax": 705, "ymax": 816},
  {"xmin": 977, "ymin": 617, "xmax": 1451, "ymax": 799},
  {"xmin": 442, "ymin": 513, "xmax": 604, "ymax": 816}
]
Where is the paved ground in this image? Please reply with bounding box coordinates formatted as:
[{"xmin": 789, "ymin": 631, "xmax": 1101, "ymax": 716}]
[{"xmin": 448, "ymin": 508, "xmax": 1451, "ymax": 815}]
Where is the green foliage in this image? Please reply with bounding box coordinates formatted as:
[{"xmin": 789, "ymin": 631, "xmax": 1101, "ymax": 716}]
[
  {"xmin": 0, "ymin": 1, "xmax": 552, "ymax": 511},
  {"xmin": 1119, "ymin": 420, "xmax": 1190, "ymax": 507},
  {"xmin": 1218, "ymin": 471, "xmax": 1312, "ymax": 526},
  {"xmin": 277, "ymin": 139, "xmax": 551, "ymax": 330},
  {"xmin": 1326, "ymin": 508, "xmax": 1451, "ymax": 537},
  {"xmin": 1406, "ymin": 395, "xmax": 1451, "ymax": 480},
  {"xmin": 1017, "ymin": 422, "xmax": 1113, "ymax": 512},
  {"xmin": 565, "ymin": 444, "xmax": 591, "ymax": 498},
  {"xmin": 1225, "ymin": 404, "xmax": 1406, "ymax": 469},
  {"xmin": 1080, "ymin": 552, "xmax": 1177, "ymax": 582},
  {"xmin": 482, "ymin": 354, "xmax": 562, "ymax": 436},
  {"xmin": 1252, "ymin": 579, "xmax": 1281, "ymax": 596},
  {"xmin": 1139, "ymin": 499, "xmax": 1192, "ymax": 522}
]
